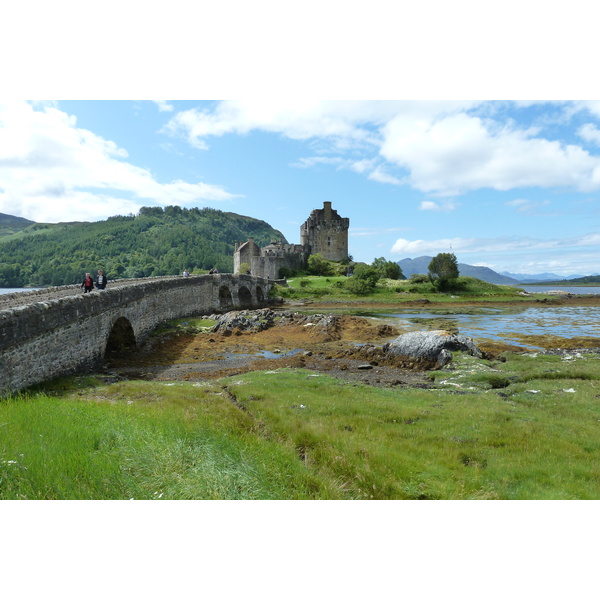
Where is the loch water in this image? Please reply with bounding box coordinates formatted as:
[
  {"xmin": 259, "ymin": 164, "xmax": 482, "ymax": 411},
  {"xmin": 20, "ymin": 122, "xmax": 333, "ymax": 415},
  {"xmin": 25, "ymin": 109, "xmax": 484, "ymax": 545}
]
[
  {"xmin": 0, "ymin": 288, "xmax": 41, "ymax": 295},
  {"xmin": 378, "ymin": 305, "xmax": 600, "ymax": 348}
]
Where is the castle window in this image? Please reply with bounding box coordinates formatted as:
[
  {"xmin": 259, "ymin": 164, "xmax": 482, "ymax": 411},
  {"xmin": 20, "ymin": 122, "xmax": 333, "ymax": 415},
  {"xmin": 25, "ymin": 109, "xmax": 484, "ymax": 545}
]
[{"xmin": 327, "ymin": 236, "xmax": 331, "ymax": 246}]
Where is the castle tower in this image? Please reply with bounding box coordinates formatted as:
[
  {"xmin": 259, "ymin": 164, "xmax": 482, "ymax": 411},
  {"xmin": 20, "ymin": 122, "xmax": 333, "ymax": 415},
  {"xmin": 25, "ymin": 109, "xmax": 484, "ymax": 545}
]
[{"xmin": 300, "ymin": 201, "xmax": 349, "ymax": 261}]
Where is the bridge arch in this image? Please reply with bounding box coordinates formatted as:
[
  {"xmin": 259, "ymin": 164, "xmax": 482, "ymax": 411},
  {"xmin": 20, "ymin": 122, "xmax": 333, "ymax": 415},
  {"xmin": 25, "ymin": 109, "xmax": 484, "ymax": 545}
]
[
  {"xmin": 105, "ymin": 316, "xmax": 136, "ymax": 357},
  {"xmin": 238, "ymin": 285, "xmax": 253, "ymax": 308},
  {"xmin": 256, "ymin": 286, "xmax": 264, "ymax": 303},
  {"xmin": 219, "ymin": 285, "xmax": 233, "ymax": 310}
]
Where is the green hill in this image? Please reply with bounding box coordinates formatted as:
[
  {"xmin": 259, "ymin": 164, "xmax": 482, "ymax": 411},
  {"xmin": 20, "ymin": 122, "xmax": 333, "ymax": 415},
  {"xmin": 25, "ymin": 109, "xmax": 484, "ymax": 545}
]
[
  {"xmin": 533, "ymin": 275, "xmax": 600, "ymax": 286},
  {"xmin": 0, "ymin": 213, "xmax": 36, "ymax": 237},
  {"xmin": 0, "ymin": 206, "xmax": 286, "ymax": 287}
]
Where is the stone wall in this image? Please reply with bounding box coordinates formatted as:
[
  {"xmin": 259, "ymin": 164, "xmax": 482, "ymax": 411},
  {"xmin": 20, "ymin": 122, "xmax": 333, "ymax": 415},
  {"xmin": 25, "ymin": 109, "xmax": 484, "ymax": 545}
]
[
  {"xmin": 234, "ymin": 202, "xmax": 349, "ymax": 276},
  {"xmin": 0, "ymin": 274, "xmax": 272, "ymax": 394},
  {"xmin": 300, "ymin": 201, "xmax": 349, "ymax": 262}
]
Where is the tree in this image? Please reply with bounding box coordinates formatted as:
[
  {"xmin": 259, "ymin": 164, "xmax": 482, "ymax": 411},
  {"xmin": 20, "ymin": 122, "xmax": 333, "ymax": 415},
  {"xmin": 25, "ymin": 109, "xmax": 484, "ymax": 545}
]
[
  {"xmin": 372, "ymin": 257, "xmax": 403, "ymax": 280},
  {"xmin": 307, "ymin": 253, "xmax": 336, "ymax": 276},
  {"xmin": 428, "ymin": 253, "xmax": 459, "ymax": 291}
]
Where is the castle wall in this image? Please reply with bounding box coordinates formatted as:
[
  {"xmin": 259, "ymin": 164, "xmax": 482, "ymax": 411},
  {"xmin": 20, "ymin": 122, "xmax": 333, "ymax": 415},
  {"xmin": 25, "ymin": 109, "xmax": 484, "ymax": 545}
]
[
  {"xmin": 234, "ymin": 238, "xmax": 261, "ymax": 274},
  {"xmin": 234, "ymin": 202, "xmax": 349, "ymax": 276},
  {"xmin": 249, "ymin": 245, "xmax": 309, "ymax": 279}
]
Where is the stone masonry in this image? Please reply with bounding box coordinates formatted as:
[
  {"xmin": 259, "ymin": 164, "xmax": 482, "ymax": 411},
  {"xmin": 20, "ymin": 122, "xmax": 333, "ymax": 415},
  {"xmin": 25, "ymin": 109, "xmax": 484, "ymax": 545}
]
[
  {"xmin": 0, "ymin": 274, "xmax": 272, "ymax": 394},
  {"xmin": 234, "ymin": 202, "xmax": 349, "ymax": 278}
]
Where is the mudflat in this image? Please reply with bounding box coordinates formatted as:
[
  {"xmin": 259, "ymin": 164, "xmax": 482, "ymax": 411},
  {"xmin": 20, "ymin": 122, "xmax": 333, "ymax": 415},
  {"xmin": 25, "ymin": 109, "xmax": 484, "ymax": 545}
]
[{"xmin": 105, "ymin": 295, "xmax": 600, "ymax": 388}]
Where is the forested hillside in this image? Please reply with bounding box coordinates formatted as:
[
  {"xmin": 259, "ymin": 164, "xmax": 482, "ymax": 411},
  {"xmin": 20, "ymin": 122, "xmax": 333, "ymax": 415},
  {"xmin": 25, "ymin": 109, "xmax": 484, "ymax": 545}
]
[
  {"xmin": 0, "ymin": 213, "xmax": 35, "ymax": 237},
  {"xmin": 0, "ymin": 206, "xmax": 286, "ymax": 287}
]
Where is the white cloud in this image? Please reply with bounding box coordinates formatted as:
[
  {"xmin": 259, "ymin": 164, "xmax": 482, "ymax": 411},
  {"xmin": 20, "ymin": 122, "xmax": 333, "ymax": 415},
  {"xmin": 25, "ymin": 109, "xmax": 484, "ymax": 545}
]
[
  {"xmin": 391, "ymin": 237, "xmax": 475, "ymax": 255},
  {"xmin": 350, "ymin": 158, "xmax": 376, "ymax": 174},
  {"xmin": 578, "ymin": 123, "xmax": 600, "ymax": 146},
  {"xmin": 294, "ymin": 155, "xmax": 403, "ymax": 185},
  {"xmin": 0, "ymin": 102, "xmax": 238, "ymax": 222},
  {"xmin": 154, "ymin": 101, "xmax": 174, "ymax": 112},
  {"xmin": 367, "ymin": 166, "xmax": 402, "ymax": 185},
  {"xmin": 163, "ymin": 100, "xmax": 383, "ymax": 149},
  {"xmin": 164, "ymin": 100, "xmax": 600, "ymax": 196},
  {"xmin": 380, "ymin": 111, "xmax": 600, "ymax": 195},
  {"xmin": 419, "ymin": 200, "xmax": 458, "ymax": 212},
  {"xmin": 291, "ymin": 156, "xmax": 346, "ymax": 169},
  {"xmin": 506, "ymin": 198, "xmax": 554, "ymax": 215},
  {"xmin": 391, "ymin": 232, "xmax": 600, "ymax": 257}
]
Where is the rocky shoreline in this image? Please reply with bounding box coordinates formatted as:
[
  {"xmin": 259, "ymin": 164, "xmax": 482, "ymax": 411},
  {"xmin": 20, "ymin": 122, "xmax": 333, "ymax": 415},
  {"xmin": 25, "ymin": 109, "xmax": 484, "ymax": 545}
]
[{"xmin": 104, "ymin": 304, "xmax": 600, "ymax": 389}]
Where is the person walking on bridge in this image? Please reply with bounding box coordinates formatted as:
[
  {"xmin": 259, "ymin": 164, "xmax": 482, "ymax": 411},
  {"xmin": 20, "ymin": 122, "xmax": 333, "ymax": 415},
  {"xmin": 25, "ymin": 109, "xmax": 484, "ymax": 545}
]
[
  {"xmin": 81, "ymin": 273, "xmax": 94, "ymax": 293},
  {"xmin": 96, "ymin": 269, "xmax": 107, "ymax": 289}
]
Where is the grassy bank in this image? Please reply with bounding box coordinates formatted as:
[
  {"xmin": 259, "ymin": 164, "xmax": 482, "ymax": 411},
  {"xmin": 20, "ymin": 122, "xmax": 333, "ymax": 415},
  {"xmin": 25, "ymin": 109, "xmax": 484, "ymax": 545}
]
[
  {"xmin": 275, "ymin": 275, "xmax": 537, "ymax": 304},
  {"xmin": 3, "ymin": 348, "xmax": 599, "ymax": 499}
]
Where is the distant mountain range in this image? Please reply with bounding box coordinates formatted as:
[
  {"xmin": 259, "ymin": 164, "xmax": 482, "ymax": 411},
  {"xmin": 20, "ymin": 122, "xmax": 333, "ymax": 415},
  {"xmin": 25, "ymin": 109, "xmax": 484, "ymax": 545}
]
[
  {"xmin": 396, "ymin": 256, "xmax": 591, "ymax": 285},
  {"xmin": 499, "ymin": 271, "xmax": 591, "ymax": 283}
]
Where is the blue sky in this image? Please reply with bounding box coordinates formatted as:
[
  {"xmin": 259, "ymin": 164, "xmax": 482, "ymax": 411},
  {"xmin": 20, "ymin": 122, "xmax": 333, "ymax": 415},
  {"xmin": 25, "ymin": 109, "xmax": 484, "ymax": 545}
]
[{"xmin": 2, "ymin": 100, "xmax": 600, "ymax": 276}]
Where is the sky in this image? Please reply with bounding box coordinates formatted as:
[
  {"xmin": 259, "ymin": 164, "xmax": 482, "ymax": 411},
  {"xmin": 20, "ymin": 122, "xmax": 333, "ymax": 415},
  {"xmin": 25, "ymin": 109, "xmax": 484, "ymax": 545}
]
[{"xmin": 3, "ymin": 99, "xmax": 600, "ymax": 276}]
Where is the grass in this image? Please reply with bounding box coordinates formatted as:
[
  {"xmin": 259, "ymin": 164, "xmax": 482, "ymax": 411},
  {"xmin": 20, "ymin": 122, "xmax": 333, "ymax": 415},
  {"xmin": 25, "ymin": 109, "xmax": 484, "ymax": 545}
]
[
  {"xmin": 225, "ymin": 359, "xmax": 600, "ymax": 499},
  {"xmin": 276, "ymin": 275, "xmax": 534, "ymax": 303},
  {"xmin": 0, "ymin": 379, "xmax": 331, "ymax": 499},
  {"xmin": 2, "ymin": 349, "xmax": 599, "ymax": 499}
]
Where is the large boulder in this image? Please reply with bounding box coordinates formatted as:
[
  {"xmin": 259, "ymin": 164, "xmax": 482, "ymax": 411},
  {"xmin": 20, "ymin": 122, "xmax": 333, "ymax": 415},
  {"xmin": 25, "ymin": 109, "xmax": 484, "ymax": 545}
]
[{"xmin": 382, "ymin": 330, "xmax": 482, "ymax": 369}]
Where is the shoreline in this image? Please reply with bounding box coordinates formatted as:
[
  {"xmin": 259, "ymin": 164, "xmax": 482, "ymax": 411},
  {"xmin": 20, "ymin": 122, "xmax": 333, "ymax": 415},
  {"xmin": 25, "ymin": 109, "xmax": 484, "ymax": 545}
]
[{"xmin": 288, "ymin": 293, "xmax": 600, "ymax": 311}]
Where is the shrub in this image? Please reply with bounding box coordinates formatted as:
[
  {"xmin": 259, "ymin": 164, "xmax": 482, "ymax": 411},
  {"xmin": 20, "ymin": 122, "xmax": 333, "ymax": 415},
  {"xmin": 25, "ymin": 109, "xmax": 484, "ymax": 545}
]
[
  {"xmin": 345, "ymin": 277, "xmax": 375, "ymax": 295},
  {"xmin": 410, "ymin": 273, "xmax": 429, "ymax": 284}
]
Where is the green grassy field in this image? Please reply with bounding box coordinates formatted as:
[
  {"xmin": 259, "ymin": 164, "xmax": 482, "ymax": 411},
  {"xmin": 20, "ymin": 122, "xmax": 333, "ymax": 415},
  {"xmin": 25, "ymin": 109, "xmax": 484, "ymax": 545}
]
[
  {"xmin": 2, "ymin": 349, "xmax": 599, "ymax": 499},
  {"xmin": 276, "ymin": 275, "xmax": 533, "ymax": 303}
]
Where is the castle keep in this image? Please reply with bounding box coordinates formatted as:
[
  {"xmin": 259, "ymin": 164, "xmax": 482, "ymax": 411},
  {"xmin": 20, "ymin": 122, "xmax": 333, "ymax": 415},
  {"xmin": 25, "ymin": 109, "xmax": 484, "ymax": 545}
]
[
  {"xmin": 234, "ymin": 202, "xmax": 349, "ymax": 279},
  {"xmin": 300, "ymin": 201, "xmax": 349, "ymax": 261}
]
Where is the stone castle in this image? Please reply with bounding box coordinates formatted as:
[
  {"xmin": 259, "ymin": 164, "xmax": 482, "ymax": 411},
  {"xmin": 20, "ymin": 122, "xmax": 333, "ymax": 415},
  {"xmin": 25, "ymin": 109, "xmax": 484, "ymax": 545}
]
[{"xmin": 234, "ymin": 201, "xmax": 349, "ymax": 279}]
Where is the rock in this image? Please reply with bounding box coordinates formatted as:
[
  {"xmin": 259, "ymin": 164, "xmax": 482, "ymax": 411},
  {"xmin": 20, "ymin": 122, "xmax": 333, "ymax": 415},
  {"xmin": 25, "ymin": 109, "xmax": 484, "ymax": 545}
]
[
  {"xmin": 382, "ymin": 330, "xmax": 482, "ymax": 369},
  {"xmin": 357, "ymin": 364, "xmax": 373, "ymax": 370},
  {"xmin": 210, "ymin": 309, "xmax": 280, "ymax": 333}
]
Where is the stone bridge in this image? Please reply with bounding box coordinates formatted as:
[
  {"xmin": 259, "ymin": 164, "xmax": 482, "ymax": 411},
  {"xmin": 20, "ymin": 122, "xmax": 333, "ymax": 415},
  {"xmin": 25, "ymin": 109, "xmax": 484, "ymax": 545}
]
[{"xmin": 0, "ymin": 274, "xmax": 277, "ymax": 394}]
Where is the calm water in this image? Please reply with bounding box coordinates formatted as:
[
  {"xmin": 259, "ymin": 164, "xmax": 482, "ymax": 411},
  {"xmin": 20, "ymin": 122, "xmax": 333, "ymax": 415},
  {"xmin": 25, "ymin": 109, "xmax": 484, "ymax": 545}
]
[
  {"xmin": 518, "ymin": 285, "xmax": 600, "ymax": 294},
  {"xmin": 379, "ymin": 306, "xmax": 600, "ymax": 348},
  {"xmin": 0, "ymin": 288, "xmax": 42, "ymax": 295}
]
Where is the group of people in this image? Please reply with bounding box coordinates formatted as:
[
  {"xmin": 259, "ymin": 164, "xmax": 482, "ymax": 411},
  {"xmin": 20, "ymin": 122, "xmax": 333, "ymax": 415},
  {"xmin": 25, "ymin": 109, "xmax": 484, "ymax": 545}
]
[{"xmin": 81, "ymin": 270, "xmax": 107, "ymax": 293}]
